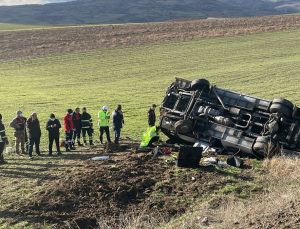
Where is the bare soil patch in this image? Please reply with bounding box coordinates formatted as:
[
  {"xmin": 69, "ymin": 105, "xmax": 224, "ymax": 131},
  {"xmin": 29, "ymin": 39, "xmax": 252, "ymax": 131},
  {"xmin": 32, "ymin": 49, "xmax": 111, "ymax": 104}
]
[
  {"xmin": 6, "ymin": 145, "xmax": 254, "ymax": 228},
  {"xmin": 1, "ymin": 14, "xmax": 300, "ymax": 61}
]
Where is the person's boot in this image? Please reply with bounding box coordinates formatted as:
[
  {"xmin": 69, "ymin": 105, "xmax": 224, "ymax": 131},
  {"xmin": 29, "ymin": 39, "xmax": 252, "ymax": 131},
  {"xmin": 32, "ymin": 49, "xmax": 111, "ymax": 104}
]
[
  {"xmin": 0, "ymin": 154, "xmax": 7, "ymax": 164},
  {"xmin": 49, "ymin": 151, "xmax": 53, "ymax": 156},
  {"xmin": 77, "ymin": 141, "xmax": 83, "ymax": 147},
  {"xmin": 83, "ymin": 140, "xmax": 87, "ymax": 146},
  {"xmin": 89, "ymin": 140, "xmax": 94, "ymax": 146},
  {"xmin": 57, "ymin": 151, "xmax": 62, "ymax": 156},
  {"xmin": 71, "ymin": 142, "xmax": 76, "ymax": 150}
]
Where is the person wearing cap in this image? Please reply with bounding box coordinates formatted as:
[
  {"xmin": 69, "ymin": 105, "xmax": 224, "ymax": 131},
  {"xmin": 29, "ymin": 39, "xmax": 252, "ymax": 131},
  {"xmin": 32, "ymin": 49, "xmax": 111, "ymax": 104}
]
[
  {"xmin": 81, "ymin": 107, "xmax": 94, "ymax": 146},
  {"xmin": 27, "ymin": 112, "xmax": 42, "ymax": 159},
  {"xmin": 98, "ymin": 106, "xmax": 111, "ymax": 144},
  {"xmin": 148, "ymin": 104, "xmax": 157, "ymax": 127},
  {"xmin": 46, "ymin": 113, "xmax": 62, "ymax": 156},
  {"xmin": 0, "ymin": 114, "xmax": 9, "ymax": 164},
  {"xmin": 10, "ymin": 111, "xmax": 27, "ymax": 155},
  {"xmin": 64, "ymin": 109, "xmax": 75, "ymax": 151},
  {"xmin": 72, "ymin": 107, "xmax": 83, "ymax": 146},
  {"xmin": 112, "ymin": 104, "xmax": 124, "ymax": 144}
]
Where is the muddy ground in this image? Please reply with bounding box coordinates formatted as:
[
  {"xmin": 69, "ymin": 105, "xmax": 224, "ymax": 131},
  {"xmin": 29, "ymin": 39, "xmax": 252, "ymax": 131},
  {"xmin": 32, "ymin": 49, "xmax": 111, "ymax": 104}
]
[
  {"xmin": 2, "ymin": 142, "xmax": 256, "ymax": 228},
  {"xmin": 1, "ymin": 14, "xmax": 300, "ymax": 61}
]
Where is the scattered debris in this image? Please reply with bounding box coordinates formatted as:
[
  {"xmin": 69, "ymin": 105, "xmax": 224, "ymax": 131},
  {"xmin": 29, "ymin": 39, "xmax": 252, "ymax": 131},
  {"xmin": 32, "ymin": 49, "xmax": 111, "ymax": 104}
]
[
  {"xmin": 203, "ymin": 157, "xmax": 218, "ymax": 165},
  {"xmin": 226, "ymin": 156, "xmax": 244, "ymax": 168},
  {"xmin": 89, "ymin": 156, "xmax": 110, "ymax": 161}
]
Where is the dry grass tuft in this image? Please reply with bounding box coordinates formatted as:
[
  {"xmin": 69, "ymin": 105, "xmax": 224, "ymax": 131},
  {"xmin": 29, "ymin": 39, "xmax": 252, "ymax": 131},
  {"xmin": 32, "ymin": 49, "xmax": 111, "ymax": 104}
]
[
  {"xmin": 263, "ymin": 157, "xmax": 300, "ymax": 185},
  {"xmin": 166, "ymin": 157, "xmax": 300, "ymax": 229}
]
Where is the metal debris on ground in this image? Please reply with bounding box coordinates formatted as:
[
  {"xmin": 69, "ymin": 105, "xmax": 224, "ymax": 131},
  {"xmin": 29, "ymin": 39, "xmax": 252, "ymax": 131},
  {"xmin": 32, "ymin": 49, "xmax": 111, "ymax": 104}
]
[
  {"xmin": 203, "ymin": 157, "xmax": 219, "ymax": 165},
  {"xmin": 226, "ymin": 156, "xmax": 244, "ymax": 168},
  {"xmin": 89, "ymin": 156, "xmax": 110, "ymax": 161}
]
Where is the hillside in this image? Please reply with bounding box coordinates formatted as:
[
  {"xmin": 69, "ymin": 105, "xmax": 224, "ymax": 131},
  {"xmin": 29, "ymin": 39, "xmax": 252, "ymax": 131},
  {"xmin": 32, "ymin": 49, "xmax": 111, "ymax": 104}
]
[
  {"xmin": 0, "ymin": 14, "xmax": 300, "ymax": 228},
  {"xmin": 0, "ymin": 24, "xmax": 300, "ymax": 228},
  {"xmin": 0, "ymin": 0, "xmax": 300, "ymax": 25}
]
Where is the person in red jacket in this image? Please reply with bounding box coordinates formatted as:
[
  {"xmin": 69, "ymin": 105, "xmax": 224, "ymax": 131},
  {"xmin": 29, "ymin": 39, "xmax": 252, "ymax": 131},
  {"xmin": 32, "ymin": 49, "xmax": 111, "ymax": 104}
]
[{"xmin": 64, "ymin": 109, "xmax": 75, "ymax": 151}]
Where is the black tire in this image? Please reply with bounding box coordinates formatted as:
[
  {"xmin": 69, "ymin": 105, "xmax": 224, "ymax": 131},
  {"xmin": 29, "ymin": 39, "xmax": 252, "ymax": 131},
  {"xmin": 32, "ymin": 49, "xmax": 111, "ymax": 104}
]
[
  {"xmin": 190, "ymin": 79, "xmax": 210, "ymax": 91},
  {"xmin": 272, "ymin": 98, "xmax": 294, "ymax": 110},
  {"xmin": 253, "ymin": 136, "xmax": 269, "ymax": 158},
  {"xmin": 174, "ymin": 120, "xmax": 193, "ymax": 134},
  {"xmin": 269, "ymin": 98, "xmax": 294, "ymax": 118}
]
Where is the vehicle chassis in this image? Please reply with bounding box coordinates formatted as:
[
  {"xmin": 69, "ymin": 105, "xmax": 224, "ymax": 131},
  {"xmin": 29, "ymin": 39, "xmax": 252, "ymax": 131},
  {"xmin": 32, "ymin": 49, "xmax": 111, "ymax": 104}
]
[{"xmin": 159, "ymin": 78, "xmax": 300, "ymax": 158}]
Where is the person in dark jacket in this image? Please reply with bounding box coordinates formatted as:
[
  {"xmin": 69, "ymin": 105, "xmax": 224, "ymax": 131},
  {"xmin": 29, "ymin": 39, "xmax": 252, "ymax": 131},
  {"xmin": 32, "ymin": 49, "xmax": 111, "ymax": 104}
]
[
  {"xmin": 0, "ymin": 114, "xmax": 9, "ymax": 164},
  {"xmin": 27, "ymin": 112, "xmax": 41, "ymax": 159},
  {"xmin": 73, "ymin": 107, "xmax": 83, "ymax": 146},
  {"xmin": 10, "ymin": 111, "xmax": 27, "ymax": 155},
  {"xmin": 46, "ymin": 113, "xmax": 62, "ymax": 156},
  {"xmin": 148, "ymin": 104, "xmax": 157, "ymax": 127},
  {"xmin": 64, "ymin": 109, "xmax": 75, "ymax": 151},
  {"xmin": 81, "ymin": 107, "xmax": 94, "ymax": 146},
  {"xmin": 112, "ymin": 104, "xmax": 124, "ymax": 144}
]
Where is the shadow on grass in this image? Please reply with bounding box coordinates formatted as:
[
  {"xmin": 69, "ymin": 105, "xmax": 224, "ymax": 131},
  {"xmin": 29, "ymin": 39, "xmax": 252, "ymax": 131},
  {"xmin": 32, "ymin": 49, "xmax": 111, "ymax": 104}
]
[
  {"xmin": 0, "ymin": 169, "xmax": 55, "ymax": 180},
  {"xmin": 7, "ymin": 151, "xmax": 101, "ymax": 161},
  {"xmin": 0, "ymin": 208, "xmax": 50, "ymax": 227},
  {"xmin": 0, "ymin": 151, "xmax": 100, "ymax": 180}
]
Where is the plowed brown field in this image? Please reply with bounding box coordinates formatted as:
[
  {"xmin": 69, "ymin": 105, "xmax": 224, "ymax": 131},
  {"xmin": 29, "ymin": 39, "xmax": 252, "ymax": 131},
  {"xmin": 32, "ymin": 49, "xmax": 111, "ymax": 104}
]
[{"xmin": 1, "ymin": 14, "xmax": 300, "ymax": 61}]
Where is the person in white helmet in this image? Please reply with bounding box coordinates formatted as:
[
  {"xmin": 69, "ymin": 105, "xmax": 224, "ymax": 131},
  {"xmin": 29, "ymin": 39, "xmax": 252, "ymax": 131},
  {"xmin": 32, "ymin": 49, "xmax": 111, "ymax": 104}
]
[{"xmin": 98, "ymin": 106, "xmax": 111, "ymax": 144}]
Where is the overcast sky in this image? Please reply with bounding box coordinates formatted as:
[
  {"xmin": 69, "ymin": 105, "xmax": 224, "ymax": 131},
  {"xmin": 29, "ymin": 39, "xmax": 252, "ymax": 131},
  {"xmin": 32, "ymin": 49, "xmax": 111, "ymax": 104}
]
[{"xmin": 0, "ymin": 0, "xmax": 73, "ymax": 6}]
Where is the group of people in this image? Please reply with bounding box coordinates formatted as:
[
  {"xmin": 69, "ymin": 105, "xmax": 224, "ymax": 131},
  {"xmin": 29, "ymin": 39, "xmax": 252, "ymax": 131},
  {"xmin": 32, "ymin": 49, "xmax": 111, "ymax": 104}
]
[{"xmin": 0, "ymin": 104, "xmax": 129, "ymax": 163}]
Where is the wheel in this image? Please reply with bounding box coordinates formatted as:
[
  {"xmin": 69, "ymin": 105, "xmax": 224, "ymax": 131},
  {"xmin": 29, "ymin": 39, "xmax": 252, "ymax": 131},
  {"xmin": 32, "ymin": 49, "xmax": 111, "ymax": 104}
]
[
  {"xmin": 253, "ymin": 136, "xmax": 269, "ymax": 158},
  {"xmin": 190, "ymin": 79, "xmax": 210, "ymax": 91},
  {"xmin": 174, "ymin": 120, "xmax": 193, "ymax": 134},
  {"xmin": 269, "ymin": 98, "xmax": 294, "ymax": 118},
  {"xmin": 272, "ymin": 98, "xmax": 294, "ymax": 110}
]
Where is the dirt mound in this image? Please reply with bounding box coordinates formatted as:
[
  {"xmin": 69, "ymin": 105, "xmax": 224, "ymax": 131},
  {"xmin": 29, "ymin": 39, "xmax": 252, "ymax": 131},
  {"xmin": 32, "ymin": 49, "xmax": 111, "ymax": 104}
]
[{"xmin": 15, "ymin": 151, "xmax": 233, "ymax": 228}]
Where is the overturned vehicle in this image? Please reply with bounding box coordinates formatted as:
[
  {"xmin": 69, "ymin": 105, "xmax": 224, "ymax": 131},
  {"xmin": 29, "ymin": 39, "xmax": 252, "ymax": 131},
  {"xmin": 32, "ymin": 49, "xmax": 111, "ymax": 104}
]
[{"xmin": 159, "ymin": 78, "xmax": 300, "ymax": 159}]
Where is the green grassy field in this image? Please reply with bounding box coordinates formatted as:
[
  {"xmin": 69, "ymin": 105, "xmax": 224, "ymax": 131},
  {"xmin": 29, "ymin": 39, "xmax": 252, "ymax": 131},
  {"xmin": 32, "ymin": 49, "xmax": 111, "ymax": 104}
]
[
  {"xmin": 0, "ymin": 27, "xmax": 300, "ymax": 228},
  {"xmin": 0, "ymin": 23, "xmax": 49, "ymax": 31},
  {"xmin": 1, "ymin": 28, "xmax": 300, "ymax": 146}
]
